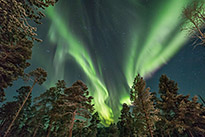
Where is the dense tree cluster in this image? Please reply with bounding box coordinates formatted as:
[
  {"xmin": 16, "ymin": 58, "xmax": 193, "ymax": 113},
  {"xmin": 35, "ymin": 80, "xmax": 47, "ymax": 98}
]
[
  {"xmin": 0, "ymin": 80, "xmax": 98, "ymax": 137},
  {"xmin": 0, "ymin": 0, "xmax": 57, "ymax": 102},
  {"xmin": 0, "ymin": 0, "xmax": 205, "ymax": 137},
  {"xmin": 117, "ymin": 75, "xmax": 205, "ymax": 137},
  {"xmin": 0, "ymin": 74, "xmax": 204, "ymax": 137}
]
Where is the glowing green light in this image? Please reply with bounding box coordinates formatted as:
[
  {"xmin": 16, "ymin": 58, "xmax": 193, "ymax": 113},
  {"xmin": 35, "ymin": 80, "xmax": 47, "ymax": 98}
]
[
  {"xmin": 46, "ymin": 7, "xmax": 114, "ymax": 125},
  {"xmin": 42, "ymin": 0, "xmax": 193, "ymax": 125},
  {"xmin": 121, "ymin": 0, "xmax": 192, "ymax": 105},
  {"xmin": 124, "ymin": 0, "xmax": 191, "ymax": 84}
]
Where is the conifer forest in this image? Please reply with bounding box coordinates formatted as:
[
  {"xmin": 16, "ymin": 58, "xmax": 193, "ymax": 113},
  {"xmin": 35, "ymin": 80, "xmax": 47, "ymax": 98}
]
[{"xmin": 0, "ymin": 0, "xmax": 205, "ymax": 137}]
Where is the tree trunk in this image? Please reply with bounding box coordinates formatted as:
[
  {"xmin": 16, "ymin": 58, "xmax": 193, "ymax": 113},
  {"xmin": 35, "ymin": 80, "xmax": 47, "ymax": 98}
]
[
  {"xmin": 160, "ymin": 130, "xmax": 164, "ymax": 137},
  {"xmin": 145, "ymin": 111, "xmax": 154, "ymax": 137},
  {"xmin": 141, "ymin": 100, "xmax": 153, "ymax": 137},
  {"xmin": 32, "ymin": 124, "xmax": 40, "ymax": 137},
  {"xmin": 190, "ymin": 19, "xmax": 204, "ymax": 40},
  {"xmin": 46, "ymin": 119, "xmax": 53, "ymax": 137},
  {"xmin": 188, "ymin": 130, "xmax": 194, "ymax": 137},
  {"xmin": 3, "ymin": 80, "xmax": 37, "ymax": 137},
  {"xmin": 69, "ymin": 110, "xmax": 77, "ymax": 137},
  {"xmin": 0, "ymin": 119, "xmax": 5, "ymax": 127}
]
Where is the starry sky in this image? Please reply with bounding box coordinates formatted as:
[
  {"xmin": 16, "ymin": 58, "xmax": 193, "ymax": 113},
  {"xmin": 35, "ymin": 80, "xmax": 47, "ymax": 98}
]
[{"xmin": 5, "ymin": 0, "xmax": 205, "ymax": 125}]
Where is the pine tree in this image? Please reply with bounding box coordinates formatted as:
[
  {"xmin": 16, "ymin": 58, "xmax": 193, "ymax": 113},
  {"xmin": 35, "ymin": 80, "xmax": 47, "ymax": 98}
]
[
  {"xmin": 117, "ymin": 103, "xmax": 135, "ymax": 137},
  {"xmin": 72, "ymin": 112, "xmax": 100, "ymax": 137},
  {"xmin": 156, "ymin": 75, "xmax": 191, "ymax": 136},
  {"xmin": 177, "ymin": 96, "xmax": 205, "ymax": 136},
  {"xmin": 57, "ymin": 80, "xmax": 94, "ymax": 137},
  {"xmin": 97, "ymin": 126, "xmax": 108, "ymax": 137},
  {"xmin": 130, "ymin": 74, "xmax": 158, "ymax": 137},
  {"xmin": 107, "ymin": 123, "xmax": 119, "ymax": 137},
  {"xmin": 0, "ymin": 101, "xmax": 19, "ymax": 136},
  {"xmin": 3, "ymin": 68, "xmax": 47, "ymax": 137},
  {"xmin": 0, "ymin": 0, "xmax": 58, "ymax": 101},
  {"xmin": 10, "ymin": 86, "xmax": 33, "ymax": 137},
  {"xmin": 0, "ymin": 86, "xmax": 32, "ymax": 137},
  {"xmin": 18, "ymin": 106, "xmax": 39, "ymax": 137},
  {"xmin": 86, "ymin": 112, "xmax": 101, "ymax": 137},
  {"xmin": 32, "ymin": 80, "xmax": 67, "ymax": 137}
]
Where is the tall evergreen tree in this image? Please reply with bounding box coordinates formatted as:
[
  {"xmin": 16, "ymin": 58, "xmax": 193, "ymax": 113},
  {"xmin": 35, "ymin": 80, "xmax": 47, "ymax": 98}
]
[
  {"xmin": 177, "ymin": 96, "xmax": 205, "ymax": 136},
  {"xmin": 0, "ymin": 102, "xmax": 19, "ymax": 136},
  {"xmin": 130, "ymin": 74, "xmax": 158, "ymax": 137},
  {"xmin": 31, "ymin": 80, "xmax": 67, "ymax": 137},
  {"xmin": 117, "ymin": 103, "xmax": 135, "ymax": 137},
  {"xmin": 86, "ymin": 112, "xmax": 101, "ymax": 137},
  {"xmin": 0, "ymin": 0, "xmax": 58, "ymax": 101},
  {"xmin": 156, "ymin": 75, "xmax": 190, "ymax": 136},
  {"xmin": 72, "ymin": 112, "xmax": 100, "ymax": 137},
  {"xmin": 10, "ymin": 86, "xmax": 33, "ymax": 137},
  {"xmin": 107, "ymin": 123, "xmax": 119, "ymax": 137},
  {"xmin": 0, "ymin": 86, "xmax": 32, "ymax": 137},
  {"xmin": 57, "ymin": 80, "xmax": 94, "ymax": 137},
  {"xmin": 3, "ymin": 68, "xmax": 47, "ymax": 137}
]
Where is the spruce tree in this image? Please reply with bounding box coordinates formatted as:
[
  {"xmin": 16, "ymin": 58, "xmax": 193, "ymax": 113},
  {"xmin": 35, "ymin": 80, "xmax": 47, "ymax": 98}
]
[
  {"xmin": 130, "ymin": 74, "xmax": 158, "ymax": 137},
  {"xmin": 177, "ymin": 96, "xmax": 205, "ymax": 136},
  {"xmin": 156, "ymin": 75, "xmax": 191, "ymax": 136},
  {"xmin": 117, "ymin": 103, "xmax": 135, "ymax": 137}
]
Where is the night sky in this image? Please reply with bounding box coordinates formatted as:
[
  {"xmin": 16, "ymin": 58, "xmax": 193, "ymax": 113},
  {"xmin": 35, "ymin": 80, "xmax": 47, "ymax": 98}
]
[{"xmin": 5, "ymin": 0, "xmax": 205, "ymax": 124}]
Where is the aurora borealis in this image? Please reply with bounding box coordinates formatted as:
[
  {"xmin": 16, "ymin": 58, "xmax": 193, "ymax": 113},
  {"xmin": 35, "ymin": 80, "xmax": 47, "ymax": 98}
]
[{"xmin": 22, "ymin": 0, "xmax": 204, "ymax": 125}]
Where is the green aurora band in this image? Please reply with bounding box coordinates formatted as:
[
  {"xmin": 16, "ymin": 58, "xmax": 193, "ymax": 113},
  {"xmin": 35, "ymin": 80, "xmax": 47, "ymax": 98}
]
[
  {"xmin": 123, "ymin": 0, "xmax": 192, "ymax": 103},
  {"xmin": 46, "ymin": 8, "xmax": 114, "ymax": 125},
  {"xmin": 43, "ymin": 0, "xmax": 193, "ymax": 125}
]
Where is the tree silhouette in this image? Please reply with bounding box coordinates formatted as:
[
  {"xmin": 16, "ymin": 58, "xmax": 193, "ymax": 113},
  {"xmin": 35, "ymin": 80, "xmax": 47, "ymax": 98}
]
[
  {"xmin": 182, "ymin": 0, "xmax": 205, "ymax": 46},
  {"xmin": 130, "ymin": 74, "xmax": 158, "ymax": 137},
  {"xmin": 107, "ymin": 123, "xmax": 119, "ymax": 137},
  {"xmin": 86, "ymin": 112, "xmax": 101, "ymax": 137},
  {"xmin": 72, "ymin": 112, "xmax": 100, "ymax": 137},
  {"xmin": 156, "ymin": 75, "xmax": 178, "ymax": 136},
  {"xmin": 0, "ymin": 86, "xmax": 32, "ymax": 137},
  {"xmin": 32, "ymin": 80, "xmax": 67, "ymax": 137},
  {"xmin": 0, "ymin": 0, "xmax": 58, "ymax": 102},
  {"xmin": 57, "ymin": 80, "xmax": 94, "ymax": 137},
  {"xmin": 177, "ymin": 96, "xmax": 205, "ymax": 136},
  {"xmin": 3, "ymin": 68, "xmax": 47, "ymax": 137},
  {"xmin": 156, "ymin": 75, "xmax": 193, "ymax": 136},
  {"xmin": 117, "ymin": 103, "xmax": 135, "ymax": 137}
]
